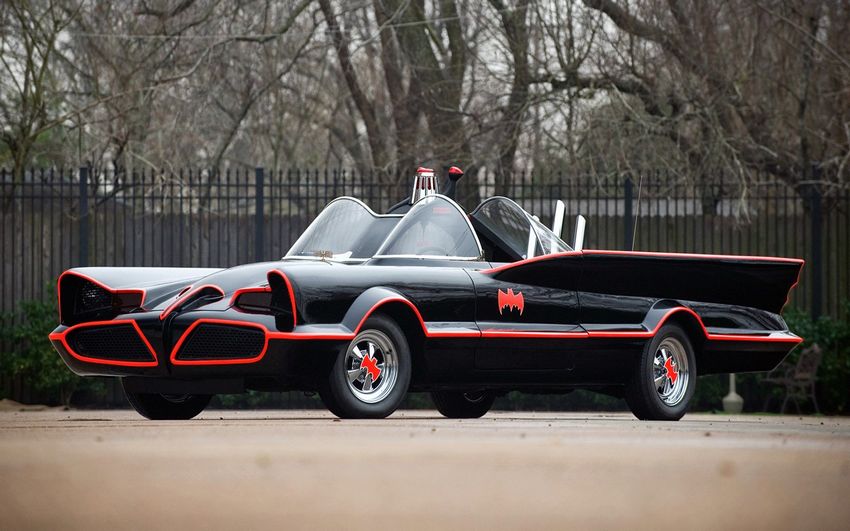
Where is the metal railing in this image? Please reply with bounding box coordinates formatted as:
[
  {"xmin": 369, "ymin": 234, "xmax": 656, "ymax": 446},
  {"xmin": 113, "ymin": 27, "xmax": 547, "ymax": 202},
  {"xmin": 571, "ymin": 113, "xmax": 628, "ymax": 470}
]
[{"xmin": 1, "ymin": 166, "xmax": 848, "ymax": 319}]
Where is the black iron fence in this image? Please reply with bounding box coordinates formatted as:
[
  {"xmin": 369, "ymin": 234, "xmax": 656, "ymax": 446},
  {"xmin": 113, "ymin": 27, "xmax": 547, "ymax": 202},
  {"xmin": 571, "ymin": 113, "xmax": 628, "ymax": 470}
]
[
  {"xmin": 2, "ymin": 167, "xmax": 848, "ymax": 318},
  {"xmin": 2, "ymin": 166, "xmax": 849, "ymax": 406}
]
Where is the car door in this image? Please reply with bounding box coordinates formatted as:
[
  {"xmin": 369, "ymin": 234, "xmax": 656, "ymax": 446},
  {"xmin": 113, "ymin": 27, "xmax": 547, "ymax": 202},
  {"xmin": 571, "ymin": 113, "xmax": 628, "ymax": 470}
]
[{"xmin": 469, "ymin": 253, "xmax": 583, "ymax": 371}]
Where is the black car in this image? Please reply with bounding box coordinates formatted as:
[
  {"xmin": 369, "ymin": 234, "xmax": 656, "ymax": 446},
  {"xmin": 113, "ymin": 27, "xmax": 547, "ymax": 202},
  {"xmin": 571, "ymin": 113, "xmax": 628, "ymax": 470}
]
[{"xmin": 50, "ymin": 184, "xmax": 803, "ymax": 421}]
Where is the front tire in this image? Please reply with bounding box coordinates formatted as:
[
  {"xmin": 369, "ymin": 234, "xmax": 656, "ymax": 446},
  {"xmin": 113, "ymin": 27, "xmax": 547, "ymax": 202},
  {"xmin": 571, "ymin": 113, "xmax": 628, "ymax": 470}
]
[
  {"xmin": 323, "ymin": 314, "xmax": 411, "ymax": 419},
  {"xmin": 625, "ymin": 323, "xmax": 696, "ymax": 421},
  {"xmin": 123, "ymin": 385, "xmax": 212, "ymax": 420},
  {"xmin": 431, "ymin": 390, "xmax": 495, "ymax": 418}
]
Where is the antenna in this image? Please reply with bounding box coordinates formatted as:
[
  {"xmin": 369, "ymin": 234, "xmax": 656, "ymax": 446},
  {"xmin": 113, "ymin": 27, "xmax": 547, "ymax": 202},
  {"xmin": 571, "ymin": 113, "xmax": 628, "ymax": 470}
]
[{"xmin": 632, "ymin": 174, "xmax": 643, "ymax": 251}]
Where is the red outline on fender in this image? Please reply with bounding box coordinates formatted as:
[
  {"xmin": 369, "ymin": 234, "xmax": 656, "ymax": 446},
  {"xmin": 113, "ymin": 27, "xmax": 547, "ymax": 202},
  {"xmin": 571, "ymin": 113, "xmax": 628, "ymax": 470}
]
[
  {"xmin": 350, "ymin": 296, "xmax": 480, "ymax": 338},
  {"xmin": 267, "ymin": 270, "xmax": 298, "ymax": 329},
  {"xmin": 170, "ymin": 319, "xmax": 270, "ymax": 366},
  {"xmin": 49, "ymin": 320, "xmax": 158, "ymax": 367},
  {"xmin": 57, "ymin": 271, "xmax": 147, "ymax": 323},
  {"xmin": 159, "ymin": 284, "xmax": 225, "ymax": 321}
]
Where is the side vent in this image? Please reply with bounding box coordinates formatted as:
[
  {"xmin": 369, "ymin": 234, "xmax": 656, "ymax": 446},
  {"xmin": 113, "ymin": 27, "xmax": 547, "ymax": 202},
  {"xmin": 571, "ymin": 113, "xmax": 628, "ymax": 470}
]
[
  {"xmin": 267, "ymin": 271, "xmax": 296, "ymax": 332},
  {"xmin": 174, "ymin": 323, "xmax": 266, "ymax": 362},
  {"xmin": 59, "ymin": 273, "xmax": 144, "ymax": 326},
  {"xmin": 233, "ymin": 290, "xmax": 274, "ymax": 314}
]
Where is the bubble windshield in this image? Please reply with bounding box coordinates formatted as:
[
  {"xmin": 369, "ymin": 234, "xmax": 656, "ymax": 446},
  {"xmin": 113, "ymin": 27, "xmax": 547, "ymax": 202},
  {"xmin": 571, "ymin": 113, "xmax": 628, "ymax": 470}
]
[
  {"xmin": 471, "ymin": 197, "xmax": 572, "ymax": 259},
  {"xmin": 286, "ymin": 198, "xmax": 400, "ymax": 261},
  {"xmin": 375, "ymin": 195, "xmax": 483, "ymax": 259}
]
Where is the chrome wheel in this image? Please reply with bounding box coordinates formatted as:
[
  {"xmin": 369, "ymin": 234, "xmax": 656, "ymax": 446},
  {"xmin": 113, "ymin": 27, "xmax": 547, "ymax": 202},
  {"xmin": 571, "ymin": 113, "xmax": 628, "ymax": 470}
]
[
  {"xmin": 653, "ymin": 337, "xmax": 689, "ymax": 406},
  {"xmin": 344, "ymin": 330, "xmax": 398, "ymax": 404}
]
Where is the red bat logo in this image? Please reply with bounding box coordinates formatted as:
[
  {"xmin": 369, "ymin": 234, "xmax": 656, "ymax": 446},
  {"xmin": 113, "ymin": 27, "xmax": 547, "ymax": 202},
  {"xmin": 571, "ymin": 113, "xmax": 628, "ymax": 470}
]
[
  {"xmin": 360, "ymin": 353, "xmax": 382, "ymax": 381},
  {"xmin": 498, "ymin": 288, "xmax": 524, "ymax": 315},
  {"xmin": 664, "ymin": 357, "xmax": 678, "ymax": 385}
]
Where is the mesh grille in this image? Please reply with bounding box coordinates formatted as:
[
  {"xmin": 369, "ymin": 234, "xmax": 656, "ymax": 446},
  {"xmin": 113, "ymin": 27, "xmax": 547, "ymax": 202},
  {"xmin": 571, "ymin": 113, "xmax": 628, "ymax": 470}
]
[
  {"xmin": 176, "ymin": 324, "xmax": 265, "ymax": 360},
  {"xmin": 68, "ymin": 324, "xmax": 154, "ymax": 362},
  {"xmin": 76, "ymin": 281, "xmax": 113, "ymax": 314}
]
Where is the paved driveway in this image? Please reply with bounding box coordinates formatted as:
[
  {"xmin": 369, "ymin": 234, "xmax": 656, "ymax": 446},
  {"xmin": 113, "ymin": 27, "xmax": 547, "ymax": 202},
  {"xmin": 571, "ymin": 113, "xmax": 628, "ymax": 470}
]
[{"xmin": 1, "ymin": 409, "xmax": 848, "ymax": 530}]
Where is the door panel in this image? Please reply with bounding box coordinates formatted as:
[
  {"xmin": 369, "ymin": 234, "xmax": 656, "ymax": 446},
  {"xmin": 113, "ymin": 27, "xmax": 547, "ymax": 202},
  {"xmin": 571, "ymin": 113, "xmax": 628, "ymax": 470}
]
[{"xmin": 470, "ymin": 268, "xmax": 581, "ymax": 370}]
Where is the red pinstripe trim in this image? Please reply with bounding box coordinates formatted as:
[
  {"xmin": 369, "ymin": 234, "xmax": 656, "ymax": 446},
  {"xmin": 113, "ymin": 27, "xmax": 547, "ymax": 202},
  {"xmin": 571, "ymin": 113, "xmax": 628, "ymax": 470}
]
[
  {"xmin": 481, "ymin": 329, "xmax": 588, "ymax": 338},
  {"xmin": 783, "ymin": 261, "xmax": 804, "ymax": 311},
  {"xmin": 584, "ymin": 307, "xmax": 802, "ymax": 343},
  {"xmin": 170, "ymin": 319, "xmax": 270, "ymax": 366},
  {"xmin": 268, "ymin": 270, "xmax": 298, "ymax": 329},
  {"xmin": 475, "ymin": 308, "xmax": 800, "ymax": 343},
  {"xmin": 57, "ymin": 271, "xmax": 147, "ymax": 323},
  {"xmin": 483, "ymin": 249, "xmax": 804, "ymax": 275},
  {"xmin": 49, "ymin": 320, "xmax": 158, "ymax": 367},
  {"xmin": 159, "ymin": 284, "xmax": 224, "ymax": 321},
  {"xmin": 583, "ymin": 250, "xmax": 805, "ymax": 264},
  {"xmin": 483, "ymin": 251, "xmax": 582, "ymax": 274},
  {"xmin": 267, "ymin": 331, "xmax": 354, "ymax": 340}
]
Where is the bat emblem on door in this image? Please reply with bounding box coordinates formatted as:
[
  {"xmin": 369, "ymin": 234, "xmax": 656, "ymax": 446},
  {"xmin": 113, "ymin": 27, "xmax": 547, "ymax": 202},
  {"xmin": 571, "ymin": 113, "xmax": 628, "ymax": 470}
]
[{"xmin": 498, "ymin": 288, "xmax": 524, "ymax": 315}]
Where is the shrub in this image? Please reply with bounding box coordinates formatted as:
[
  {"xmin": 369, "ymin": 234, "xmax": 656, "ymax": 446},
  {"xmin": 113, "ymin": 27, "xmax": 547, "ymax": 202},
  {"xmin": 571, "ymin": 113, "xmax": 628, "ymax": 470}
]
[
  {"xmin": 781, "ymin": 303, "xmax": 850, "ymax": 414},
  {"xmin": 0, "ymin": 289, "xmax": 79, "ymax": 405}
]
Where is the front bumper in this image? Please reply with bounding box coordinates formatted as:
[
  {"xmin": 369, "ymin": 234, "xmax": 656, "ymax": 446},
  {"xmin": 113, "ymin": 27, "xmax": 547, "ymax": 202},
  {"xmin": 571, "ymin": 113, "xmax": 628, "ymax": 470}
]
[{"xmin": 50, "ymin": 310, "xmax": 349, "ymax": 382}]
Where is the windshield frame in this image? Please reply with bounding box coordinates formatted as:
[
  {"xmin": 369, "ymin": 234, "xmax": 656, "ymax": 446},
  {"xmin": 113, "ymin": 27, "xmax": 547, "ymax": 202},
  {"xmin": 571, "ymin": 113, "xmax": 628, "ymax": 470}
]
[
  {"xmin": 284, "ymin": 196, "xmax": 403, "ymax": 263},
  {"xmin": 471, "ymin": 196, "xmax": 573, "ymax": 258},
  {"xmin": 373, "ymin": 194, "xmax": 484, "ymax": 261}
]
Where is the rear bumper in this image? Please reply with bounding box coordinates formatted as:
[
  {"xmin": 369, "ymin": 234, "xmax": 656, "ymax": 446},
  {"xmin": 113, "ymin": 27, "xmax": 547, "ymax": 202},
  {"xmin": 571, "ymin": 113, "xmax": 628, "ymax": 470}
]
[{"xmin": 698, "ymin": 337, "xmax": 801, "ymax": 374}]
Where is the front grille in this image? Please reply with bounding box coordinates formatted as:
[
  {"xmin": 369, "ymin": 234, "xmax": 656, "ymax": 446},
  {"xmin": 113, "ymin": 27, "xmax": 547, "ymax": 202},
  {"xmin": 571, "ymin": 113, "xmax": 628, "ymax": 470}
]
[
  {"xmin": 175, "ymin": 324, "xmax": 265, "ymax": 360},
  {"xmin": 68, "ymin": 324, "xmax": 155, "ymax": 362}
]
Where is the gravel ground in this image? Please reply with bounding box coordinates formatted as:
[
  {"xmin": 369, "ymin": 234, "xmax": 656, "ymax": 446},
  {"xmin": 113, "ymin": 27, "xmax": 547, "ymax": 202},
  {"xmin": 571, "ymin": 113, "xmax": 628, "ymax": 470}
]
[{"xmin": 1, "ymin": 409, "xmax": 848, "ymax": 530}]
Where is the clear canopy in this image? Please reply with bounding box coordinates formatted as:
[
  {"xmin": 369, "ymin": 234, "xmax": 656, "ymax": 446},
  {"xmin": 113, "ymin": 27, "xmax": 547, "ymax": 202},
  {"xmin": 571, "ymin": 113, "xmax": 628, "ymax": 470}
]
[
  {"xmin": 285, "ymin": 197, "xmax": 400, "ymax": 261},
  {"xmin": 286, "ymin": 194, "xmax": 567, "ymax": 263},
  {"xmin": 374, "ymin": 195, "xmax": 483, "ymax": 259},
  {"xmin": 471, "ymin": 197, "xmax": 572, "ymax": 259}
]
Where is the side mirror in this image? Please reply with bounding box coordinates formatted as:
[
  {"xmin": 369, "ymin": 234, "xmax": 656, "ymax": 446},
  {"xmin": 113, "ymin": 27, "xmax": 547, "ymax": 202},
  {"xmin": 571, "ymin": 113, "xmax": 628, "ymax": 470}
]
[
  {"xmin": 573, "ymin": 215, "xmax": 586, "ymax": 251},
  {"xmin": 551, "ymin": 200, "xmax": 565, "ymax": 239}
]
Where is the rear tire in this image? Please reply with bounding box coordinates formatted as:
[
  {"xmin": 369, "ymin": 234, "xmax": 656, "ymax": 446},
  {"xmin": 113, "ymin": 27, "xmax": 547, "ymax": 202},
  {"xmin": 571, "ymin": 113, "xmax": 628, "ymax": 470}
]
[
  {"xmin": 625, "ymin": 323, "xmax": 696, "ymax": 421},
  {"xmin": 317, "ymin": 386, "xmax": 345, "ymax": 418},
  {"xmin": 431, "ymin": 390, "xmax": 495, "ymax": 418},
  {"xmin": 324, "ymin": 314, "xmax": 411, "ymax": 419},
  {"xmin": 123, "ymin": 384, "xmax": 211, "ymax": 420}
]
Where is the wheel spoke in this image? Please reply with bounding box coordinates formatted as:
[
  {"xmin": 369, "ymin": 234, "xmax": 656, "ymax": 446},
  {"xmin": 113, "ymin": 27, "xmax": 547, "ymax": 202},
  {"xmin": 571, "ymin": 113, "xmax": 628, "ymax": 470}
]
[
  {"xmin": 347, "ymin": 368, "xmax": 362, "ymax": 383},
  {"xmin": 654, "ymin": 374, "xmax": 667, "ymax": 390},
  {"xmin": 352, "ymin": 345, "xmax": 365, "ymax": 359},
  {"xmin": 363, "ymin": 373, "xmax": 373, "ymax": 392},
  {"xmin": 368, "ymin": 342, "xmax": 376, "ymax": 358}
]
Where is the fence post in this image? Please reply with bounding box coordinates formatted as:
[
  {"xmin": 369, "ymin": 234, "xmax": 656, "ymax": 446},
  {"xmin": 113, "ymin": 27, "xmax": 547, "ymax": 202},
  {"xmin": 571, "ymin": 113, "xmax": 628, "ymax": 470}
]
[
  {"xmin": 79, "ymin": 166, "xmax": 89, "ymax": 266},
  {"xmin": 255, "ymin": 167, "xmax": 265, "ymax": 262},
  {"xmin": 623, "ymin": 176, "xmax": 634, "ymax": 250},
  {"xmin": 809, "ymin": 182, "xmax": 823, "ymax": 319}
]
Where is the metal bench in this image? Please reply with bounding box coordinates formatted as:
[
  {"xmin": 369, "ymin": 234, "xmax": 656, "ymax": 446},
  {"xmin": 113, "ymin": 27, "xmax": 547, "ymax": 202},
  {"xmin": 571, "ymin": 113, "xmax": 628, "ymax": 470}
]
[{"xmin": 762, "ymin": 344, "xmax": 822, "ymax": 414}]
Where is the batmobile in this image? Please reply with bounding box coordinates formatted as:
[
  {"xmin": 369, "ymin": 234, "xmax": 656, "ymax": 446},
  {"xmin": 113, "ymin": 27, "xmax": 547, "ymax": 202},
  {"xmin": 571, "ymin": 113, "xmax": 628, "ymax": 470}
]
[{"xmin": 49, "ymin": 168, "xmax": 803, "ymax": 421}]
